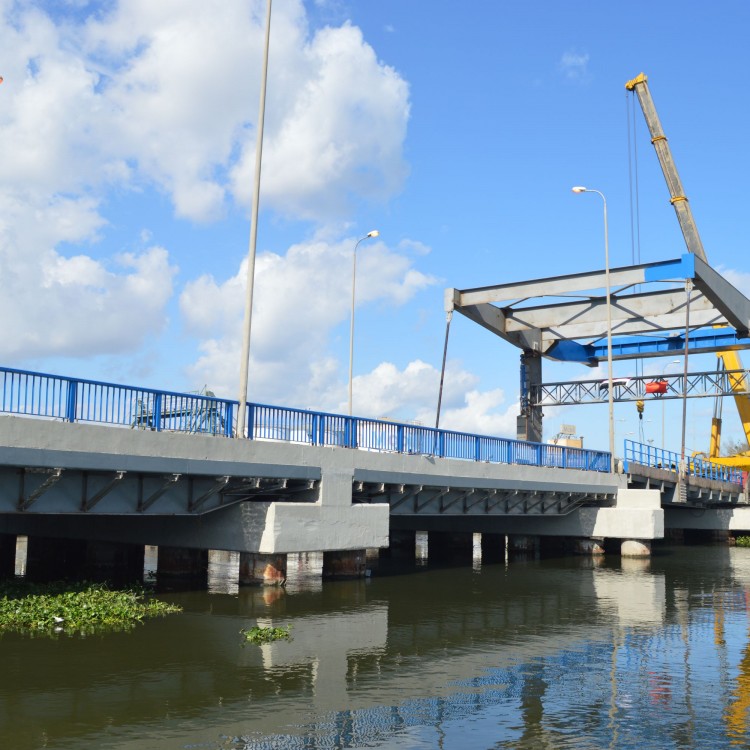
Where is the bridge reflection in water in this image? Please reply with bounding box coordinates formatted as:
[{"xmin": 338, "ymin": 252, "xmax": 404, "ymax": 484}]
[{"xmin": 2, "ymin": 546, "xmax": 750, "ymax": 748}]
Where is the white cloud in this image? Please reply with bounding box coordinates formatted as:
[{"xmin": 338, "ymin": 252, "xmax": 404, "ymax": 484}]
[
  {"xmin": 559, "ymin": 51, "xmax": 590, "ymax": 82},
  {"xmin": 180, "ymin": 235, "xmax": 438, "ymax": 405},
  {"xmin": 230, "ymin": 22, "xmax": 410, "ymax": 221},
  {"xmin": 349, "ymin": 359, "xmax": 518, "ymax": 437},
  {"xmin": 0, "ymin": 0, "xmax": 411, "ymax": 367},
  {"xmin": 0, "ymin": 1, "xmax": 523, "ymax": 438}
]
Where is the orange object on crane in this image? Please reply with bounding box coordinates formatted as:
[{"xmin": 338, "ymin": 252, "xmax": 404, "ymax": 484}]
[{"xmin": 645, "ymin": 380, "xmax": 668, "ymax": 395}]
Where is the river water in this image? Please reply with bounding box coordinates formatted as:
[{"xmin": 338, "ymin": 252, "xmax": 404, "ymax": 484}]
[{"xmin": 3, "ymin": 543, "xmax": 750, "ymax": 749}]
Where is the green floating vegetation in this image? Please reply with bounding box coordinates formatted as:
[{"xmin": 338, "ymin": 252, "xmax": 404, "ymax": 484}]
[
  {"xmin": 241, "ymin": 624, "xmax": 292, "ymax": 644},
  {"xmin": 735, "ymin": 536, "xmax": 750, "ymax": 548},
  {"xmin": 0, "ymin": 581, "xmax": 182, "ymax": 637}
]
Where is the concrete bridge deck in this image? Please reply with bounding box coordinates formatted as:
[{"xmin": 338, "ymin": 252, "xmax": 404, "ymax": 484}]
[{"xmin": 0, "ymin": 412, "xmax": 747, "ymax": 566}]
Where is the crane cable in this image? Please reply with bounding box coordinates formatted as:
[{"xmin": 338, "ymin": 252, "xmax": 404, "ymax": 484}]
[{"xmin": 626, "ymin": 90, "xmax": 646, "ymax": 442}]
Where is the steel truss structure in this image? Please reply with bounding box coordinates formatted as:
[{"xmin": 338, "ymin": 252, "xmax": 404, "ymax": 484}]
[
  {"xmin": 534, "ymin": 369, "xmax": 750, "ymax": 407},
  {"xmin": 446, "ymin": 252, "xmax": 750, "ymax": 442}
]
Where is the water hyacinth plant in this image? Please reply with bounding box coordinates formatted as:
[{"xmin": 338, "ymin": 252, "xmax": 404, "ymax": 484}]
[
  {"xmin": 0, "ymin": 581, "xmax": 182, "ymax": 636},
  {"xmin": 241, "ymin": 624, "xmax": 292, "ymax": 644}
]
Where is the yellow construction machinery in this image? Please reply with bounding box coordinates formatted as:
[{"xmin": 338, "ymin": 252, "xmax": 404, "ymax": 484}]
[{"xmin": 626, "ymin": 73, "xmax": 750, "ymax": 470}]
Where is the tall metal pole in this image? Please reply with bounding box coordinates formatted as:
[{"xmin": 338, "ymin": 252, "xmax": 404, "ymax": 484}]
[
  {"xmin": 348, "ymin": 230, "xmax": 379, "ymax": 416},
  {"xmin": 680, "ymin": 280, "xmax": 693, "ymax": 478},
  {"xmin": 237, "ymin": 0, "xmax": 272, "ymax": 438},
  {"xmin": 661, "ymin": 359, "xmax": 680, "ymax": 447},
  {"xmin": 572, "ymin": 187, "xmax": 614, "ymax": 472}
]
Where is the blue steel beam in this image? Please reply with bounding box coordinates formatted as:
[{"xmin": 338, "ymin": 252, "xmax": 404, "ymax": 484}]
[{"xmin": 546, "ymin": 326, "xmax": 750, "ymax": 363}]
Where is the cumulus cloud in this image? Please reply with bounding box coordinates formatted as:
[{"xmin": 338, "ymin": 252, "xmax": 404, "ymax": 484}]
[
  {"xmin": 0, "ymin": 0, "xmax": 411, "ymax": 367},
  {"xmin": 180, "ymin": 235, "xmax": 438, "ymax": 405},
  {"xmin": 0, "ymin": 0, "xmax": 522, "ymax": 436},
  {"xmin": 349, "ymin": 359, "xmax": 518, "ymax": 437}
]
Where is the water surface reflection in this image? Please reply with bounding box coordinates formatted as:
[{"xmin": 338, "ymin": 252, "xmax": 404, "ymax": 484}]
[{"xmin": 2, "ymin": 546, "xmax": 750, "ymax": 749}]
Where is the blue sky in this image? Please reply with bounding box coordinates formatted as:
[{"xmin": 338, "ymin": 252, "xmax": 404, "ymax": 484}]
[{"xmin": 1, "ymin": 0, "xmax": 749, "ymax": 454}]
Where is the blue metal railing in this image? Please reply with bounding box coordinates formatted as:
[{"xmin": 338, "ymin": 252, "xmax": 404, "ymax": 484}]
[
  {"xmin": 0, "ymin": 365, "xmax": 611, "ymax": 472},
  {"xmin": 623, "ymin": 439, "xmax": 744, "ymax": 484}
]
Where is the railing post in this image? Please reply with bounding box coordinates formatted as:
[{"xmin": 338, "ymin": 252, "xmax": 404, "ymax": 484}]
[
  {"xmin": 346, "ymin": 417, "xmax": 357, "ymax": 448},
  {"xmin": 152, "ymin": 393, "xmax": 163, "ymax": 431},
  {"xmin": 246, "ymin": 404, "xmax": 255, "ymax": 439},
  {"xmin": 396, "ymin": 425, "xmax": 404, "ymax": 453},
  {"xmin": 65, "ymin": 379, "xmax": 78, "ymax": 423},
  {"xmin": 224, "ymin": 403, "xmax": 234, "ymax": 437},
  {"xmin": 311, "ymin": 414, "xmax": 319, "ymax": 445}
]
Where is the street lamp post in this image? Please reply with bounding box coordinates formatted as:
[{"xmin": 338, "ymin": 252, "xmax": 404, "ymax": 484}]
[
  {"xmin": 660, "ymin": 359, "xmax": 681, "ymax": 447},
  {"xmin": 348, "ymin": 230, "xmax": 379, "ymax": 416},
  {"xmin": 572, "ymin": 186, "xmax": 614, "ymax": 472},
  {"xmin": 236, "ymin": 0, "xmax": 273, "ymax": 439}
]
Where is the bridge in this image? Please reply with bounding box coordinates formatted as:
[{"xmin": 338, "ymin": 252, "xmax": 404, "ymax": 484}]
[{"xmin": 0, "ymin": 365, "xmax": 747, "ymax": 585}]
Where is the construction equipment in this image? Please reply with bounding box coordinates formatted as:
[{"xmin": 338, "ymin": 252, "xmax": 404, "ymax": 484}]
[{"xmin": 626, "ymin": 73, "xmax": 750, "ymax": 469}]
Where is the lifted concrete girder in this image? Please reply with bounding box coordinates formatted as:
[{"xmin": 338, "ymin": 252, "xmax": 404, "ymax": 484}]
[
  {"xmin": 446, "ymin": 254, "xmax": 750, "ymax": 363},
  {"xmin": 508, "ymin": 289, "xmax": 717, "ymax": 340},
  {"xmin": 449, "ymin": 257, "xmax": 686, "ymax": 306},
  {"xmin": 693, "ymin": 255, "xmax": 750, "ymax": 335}
]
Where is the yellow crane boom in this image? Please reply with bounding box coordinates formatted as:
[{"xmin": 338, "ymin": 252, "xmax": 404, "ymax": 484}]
[{"xmin": 626, "ymin": 73, "xmax": 750, "ymax": 469}]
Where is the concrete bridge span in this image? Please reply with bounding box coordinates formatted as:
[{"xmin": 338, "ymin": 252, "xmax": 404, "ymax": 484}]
[
  {"xmin": 0, "ymin": 412, "xmax": 748, "ymax": 583},
  {"xmin": 0, "ymin": 414, "xmax": 651, "ymax": 553}
]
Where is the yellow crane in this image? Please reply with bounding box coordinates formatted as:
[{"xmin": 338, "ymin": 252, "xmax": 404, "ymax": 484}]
[{"xmin": 626, "ymin": 73, "xmax": 750, "ymax": 470}]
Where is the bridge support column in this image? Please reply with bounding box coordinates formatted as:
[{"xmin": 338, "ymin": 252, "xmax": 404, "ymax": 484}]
[
  {"xmin": 481, "ymin": 533, "xmax": 506, "ymax": 564},
  {"xmin": 239, "ymin": 552, "xmax": 287, "ymax": 586},
  {"xmin": 0, "ymin": 533, "xmax": 15, "ymax": 579},
  {"xmin": 322, "ymin": 549, "xmax": 367, "ymax": 579},
  {"xmin": 429, "ymin": 531, "xmax": 474, "ymax": 564},
  {"xmin": 382, "ymin": 529, "xmax": 417, "ymax": 560},
  {"xmin": 508, "ymin": 534, "xmax": 540, "ymax": 560},
  {"xmin": 26, "ymin": 536, "xmax": 88, "ymax": 582},
  {"xmin": 517, "ymin": 352, "xmax": 543, "ymax": 443},
  {"xmin": 572, "ymin": 537, "xmax": 606, "ymax": 556},
  {"xmin": 157, "ymin": 546, "xmax": 208, "ymax": 587},
  {"xmin": 85, "ymin": 541, "xmax": 145, "ymax": 584},
  {"xmin": 621, "ymin": 539, "xmax": 651, "ymax": 558}
]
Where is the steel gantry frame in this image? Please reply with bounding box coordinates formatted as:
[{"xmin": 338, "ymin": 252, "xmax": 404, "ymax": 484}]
[
  {"xmin": 446, "ymin": 253, "xmax": 750, "ymax": 441},
  {"xmin": 534, "ymin": 369, "xmax": 750, "ymax": 407}
]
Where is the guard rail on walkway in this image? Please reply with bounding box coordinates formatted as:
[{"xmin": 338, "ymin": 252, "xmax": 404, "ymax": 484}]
[
  {"xmin": 623, "ymin": 439, "xmax": 743, "ymax": 484},
  {"xmin": 0, "ymin": 366, "xmax": 611, "ymax": 473}
]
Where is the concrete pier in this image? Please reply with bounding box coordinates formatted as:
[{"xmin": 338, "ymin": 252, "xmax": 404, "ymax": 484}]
[
  {"xmin": 621, "ymin": 540, "xmax": 652, "ymax": 558},
  {"xmin": 572, "ymin": 538, "xmax": 605, "ymax": 556},
  {"xmin": 429, "ymin": 531, "xmax": 474, "ymax": 563},
  {"xmin": 480, "ymin": 532, "xmax": 506, "ymax": 564},
  {"xmin": 85, "ymin": 540, "xmax": 144, "ymax": 584},
  {"xmin": 508, "ymin": 534, "xmax": 540, "ymax": 559},
  {"xmin": 25, "ymin": 536, "xmax": 87, "ymax": 582},
  {"xmin": 239, "ymin": 552, "xmax": 287, "ymax": 586},
  {"xmin": 0, "ymin": 533, "xmax": 15, "ymax": 578},
  {"xmin": 382, "ymin": 529, "xmax": 417, "ymax": 560},
  {"xmin": 157, "ymin": 546, "xmax": 208, "ymax": 586},
  {"xmin": 322, "ymin": 549, "xmax": 367, "ymax": 579}
]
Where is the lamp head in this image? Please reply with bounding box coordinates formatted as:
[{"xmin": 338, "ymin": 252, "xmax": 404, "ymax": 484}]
[
  {"xmin": 571, "ymin": 186, "xmax": 587, "ymax": 193},
  {"xmin": 367, "ymin": 230, "xmax": 379, "ymax": 238}
]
